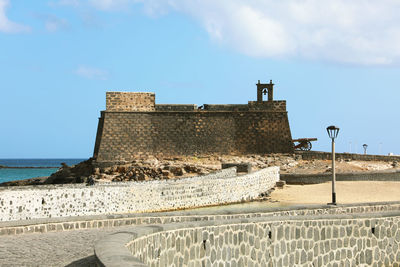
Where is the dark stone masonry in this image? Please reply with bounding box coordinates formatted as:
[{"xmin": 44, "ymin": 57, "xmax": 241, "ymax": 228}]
[{"xmin": 93, "ymin": 80, "xmax": 293, "ymax": 162}]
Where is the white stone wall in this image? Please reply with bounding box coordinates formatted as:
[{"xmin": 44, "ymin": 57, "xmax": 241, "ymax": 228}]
[
  {"xmin": 126, "ymin": 215, "xmax": 400, "ymax": 266},
  {"xmin": 0, "ymin": 167, "xmax": 279, "ymax": 222}
]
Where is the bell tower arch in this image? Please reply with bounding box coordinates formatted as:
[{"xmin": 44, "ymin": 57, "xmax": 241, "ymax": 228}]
[{"xmin": 256, "ymin": 80, "xmax": 274, "ymax": 102}]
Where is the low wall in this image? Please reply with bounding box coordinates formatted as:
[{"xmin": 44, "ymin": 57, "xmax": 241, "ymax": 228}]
[
  {"xmin": 0, "ymin": 167, "xmax": 279, "ymax": 222},
  {"xmin": 297, "ymin": 151, "xmax": 400, "ymax": 162},
  {"xmin": 281, "ymin": 170, "xmax": 400, "ymax": 184},
  {"xmin": 2, "ymin": 202, "xmax": 400, "ymax": 236},
  {"xmin": 95, "ymin": 210, "xmax": 400, "ymax": 266}
]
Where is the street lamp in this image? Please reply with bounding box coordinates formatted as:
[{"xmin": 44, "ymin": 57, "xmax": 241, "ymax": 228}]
[
  {"xmin": 363, "ymin": 144, "xmax": 368, "ymax": 155},
  {"xmin": 327, "ymin": 125, "xmax": 339, "ymax": 205}
]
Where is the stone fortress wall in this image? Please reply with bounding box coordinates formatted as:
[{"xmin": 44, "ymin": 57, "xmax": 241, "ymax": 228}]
[
  {"xmin": 93, "ymin": 81, "xmax": 293, "ymax": 162},
  {"xmin": 0, "ymin": 167, "xmax": 279, "ymax": 222},
  {"xmin": 95, "ymin": 203, "xmax": 400, "ymax": 266}
]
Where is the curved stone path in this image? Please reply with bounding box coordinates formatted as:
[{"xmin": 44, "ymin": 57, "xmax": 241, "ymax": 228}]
[
  {"xmin": 0, "ymin": 226, "xmax": 134, "ymax": 267},
  {"xmin": 0, "ymin": 202, "xmax": 282, "ymax": 267}
]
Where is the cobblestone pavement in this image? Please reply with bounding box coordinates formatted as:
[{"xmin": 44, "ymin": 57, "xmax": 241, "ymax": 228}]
[{"xmin": 0, "ymin": 226, "xmax": 134, "ymax": 267}]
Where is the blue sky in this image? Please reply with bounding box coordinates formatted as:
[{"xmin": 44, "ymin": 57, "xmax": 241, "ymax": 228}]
[{"xmin": 1, "ymin": 0, "xmax": 399, "ymax": 158}]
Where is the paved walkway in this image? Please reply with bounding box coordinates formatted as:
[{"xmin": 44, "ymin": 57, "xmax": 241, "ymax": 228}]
[
  {"xmin": 0, "ymin": 226, "xmax": 135, "ymax": 267},
  {"xmin": 0, "ymin": 202, "xmax": 286, "ymax": 267}
]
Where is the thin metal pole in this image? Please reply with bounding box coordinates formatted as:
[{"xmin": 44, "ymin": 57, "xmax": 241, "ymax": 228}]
[{"xmin": 332, "ymin": 139, "xmax": 336, "ymax": 205}]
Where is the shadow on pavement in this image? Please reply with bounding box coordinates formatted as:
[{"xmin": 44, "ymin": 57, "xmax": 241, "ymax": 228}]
[{"xmin": 65, "ymin": 255, "xmax": 97, "ymax": 267}]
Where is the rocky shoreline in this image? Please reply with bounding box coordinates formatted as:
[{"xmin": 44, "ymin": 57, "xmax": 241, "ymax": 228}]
[
  {"xmin": 1, "ymin": 153, "xmax": 399, "ymax": 186},
  {"xmin": 0, "ymin": 176, "xmax": 48, "ymax": 186},
  {"xmin": 0, "ymin": 155, "xmax": 290, "ymax": 186}
]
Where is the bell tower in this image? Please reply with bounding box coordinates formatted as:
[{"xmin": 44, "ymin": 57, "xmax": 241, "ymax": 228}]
[{"xmin": 256, "ymin": 80, "xmax": 274, "ymax": 102}]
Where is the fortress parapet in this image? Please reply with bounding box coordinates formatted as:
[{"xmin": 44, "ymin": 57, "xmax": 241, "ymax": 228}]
[
  {"xmin": 104, "ymin": 81, "xmax": 286, "ymax": 113},
  {"xmin": 94, "ymin": 80, "xmax": 293, "ymax": 161},
  {"xmin": 106, "ymin": 92, "xmax": 155, "ymax": 111}
]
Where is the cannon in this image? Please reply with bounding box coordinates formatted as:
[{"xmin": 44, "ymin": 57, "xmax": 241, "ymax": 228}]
[{"xmin": 293, "ymin": 138, "xmax": 318, "ymax": 151}]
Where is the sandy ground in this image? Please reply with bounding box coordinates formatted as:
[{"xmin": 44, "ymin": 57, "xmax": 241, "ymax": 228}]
[
  {"xmin": 269, "ymin": 181, "xmax": 400, "ymax": 205},
  {"xmin": 281, "ymin": 159, "xmax": 399, "ymax": 174}
]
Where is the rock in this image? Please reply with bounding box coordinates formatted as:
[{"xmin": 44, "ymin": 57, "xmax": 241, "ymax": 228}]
[
  {"xmin": 143, "ymin": 158, "xmax": 159, "ymax": 166},
  {"xmin": 111, "ymin": 166, "xmax": 118, "ymax": 173},
  {"xmin": 93, "ymin": 168, "xmax": 101, "ymax": 175},
  {"xmin": 276, "ymin": 180, "xmax": 286, "ymax": 188},
  {"xmin": 44, "ymin": 158, "xmax": 94, "ymax": 184},
  {"xmin": 221, "ymin": 163, "xmax": 252, "ymax": 173},
  {"xmin": 102, "ymin": 167, "xmax": 112, "ymax": 174},
  {"xmin": 76, "ymin": 176, "xmax": 89, "ymax": 183},
  {"xmin": 116, "ymin": 166, "xmax": 127, "ymax": 173},
  {"xmin": 184, "ymin": 165, "xmax": 198, "ymax": 173},
  {"xmin": 170, "ymin": 166, "xmax": 185, "ymax": 176},
  {"xmin": 87, "ymin": 176, "xmax": 96, "ymax": 185},
  {"xmin": 61, "ymin": 162, "xmax": 69, "ymax": 168},
  {"xmin": 0, "ymin": 177, "xmax": 47, "ymax": 186},
  {"xmin": 137, "ymin": 173, "xmax": 146, "ymax": 181},
  {"xmin": 162, "ymin": 170, "xmax": 171, "ymax": 178}
]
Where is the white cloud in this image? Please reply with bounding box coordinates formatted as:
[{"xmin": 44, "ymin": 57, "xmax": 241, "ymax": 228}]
[
  {"xmin": 80, "ymin": 12, "xmax": 104, "ymax": 29},
  {"xmin": 56, "ymin": 0, "xmax": 81, "ymax": 7},
  {"xmin": 45, "ymin": 15, "xmax": 68, "ymax": 32},
  {"xmin": 57, "ymin": 0, "xmax": 143, "ymax": 12},
  {"xmin": 88, "ymin": 0, "xmax": 136, "ymax": 11},
  {"xmin": 0, "ymin": 0, "xmax": 30, "ymax": 33},
  {"xmin": 162, "ymin": 0, "xmax": 400, "ymax": 65},
  {"xmin": 33, "ymin": 13, "xmax": 69, "ymax": 32},
  {"xmin": 57, "ymin": 0, "xmax": 400, "ymax": 65},
  {"xmin": 75, "ymin": 65, "xmax": 109, "ymax": 80}
]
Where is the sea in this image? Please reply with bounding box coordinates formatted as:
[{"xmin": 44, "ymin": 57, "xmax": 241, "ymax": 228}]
[{"xmin": 0, "ymin": 159, "xmax": 86, "ymax": 184}]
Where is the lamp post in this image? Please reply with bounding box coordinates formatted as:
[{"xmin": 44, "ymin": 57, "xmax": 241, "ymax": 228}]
[
  {"xmin": 363, "ymin": 144, "xmax": 368, "ymax": 155},
  {"xmin": 327, "ymin": 125, "xmax": 339, "ymax": 205}
]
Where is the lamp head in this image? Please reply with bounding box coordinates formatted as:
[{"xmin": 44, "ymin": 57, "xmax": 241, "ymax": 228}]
[{"xmin": 327, "ymin": 125, "xmax": 339, "ymax": 140}]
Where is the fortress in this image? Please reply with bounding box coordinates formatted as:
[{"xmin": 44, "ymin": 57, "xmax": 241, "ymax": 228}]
[
  {"xmin": 2, "ymin": 80, "xmax": 400, "ymax": 266},
  {"xmin": 93, "ymin": 80, "xmax": 293, "ymax": 162}
]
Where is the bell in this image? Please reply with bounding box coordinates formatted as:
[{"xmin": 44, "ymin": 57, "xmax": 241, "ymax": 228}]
[{"xmin": 263, "ymin": 89, "xmax": 267, "ymax": 95}]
